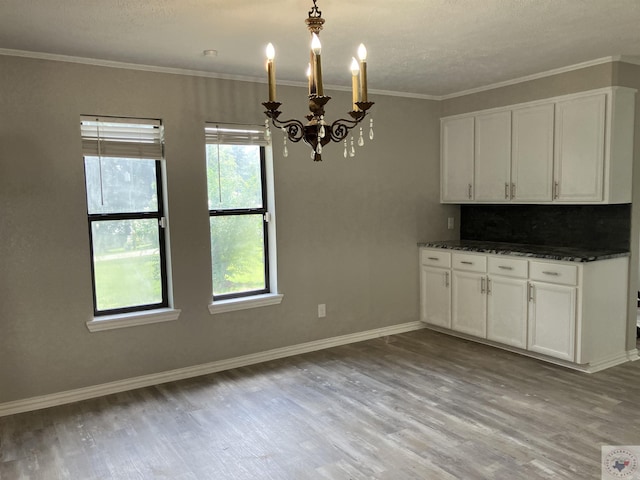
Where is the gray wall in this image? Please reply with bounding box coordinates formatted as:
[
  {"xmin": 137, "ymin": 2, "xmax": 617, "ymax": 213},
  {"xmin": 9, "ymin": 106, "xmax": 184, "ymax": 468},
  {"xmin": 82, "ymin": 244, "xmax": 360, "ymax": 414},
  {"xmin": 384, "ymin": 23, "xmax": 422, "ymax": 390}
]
[{"xmin": 0, "ymin": 55, "xmax": 456, "ymax": 404}]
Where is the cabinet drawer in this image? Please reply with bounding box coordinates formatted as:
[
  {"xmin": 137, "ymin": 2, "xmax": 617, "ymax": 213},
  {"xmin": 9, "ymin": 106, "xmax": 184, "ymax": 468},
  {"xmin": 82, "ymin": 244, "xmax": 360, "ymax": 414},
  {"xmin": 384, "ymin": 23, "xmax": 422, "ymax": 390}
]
[
  {"xmin": 529, "ymin": 261, "xmax": 578, "ymax": 285},
  {"xmin": 420, "ymin": 249, "xmax": 451, "ymax": 268},
  {"xmin": 452, "ymin": 253, "xmax": 487, "ymax": 272},
  {"xmin": 488, "ymin": 257, "xmax": 528, "ymax": 278}
]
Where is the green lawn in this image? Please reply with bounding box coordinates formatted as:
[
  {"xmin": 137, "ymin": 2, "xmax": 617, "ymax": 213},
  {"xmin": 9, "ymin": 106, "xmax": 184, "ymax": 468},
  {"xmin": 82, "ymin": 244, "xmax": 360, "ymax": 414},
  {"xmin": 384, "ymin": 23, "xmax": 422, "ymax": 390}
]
[{"xmin": 94, "ymin": 253, "xmax": 161, "ymax": 311}]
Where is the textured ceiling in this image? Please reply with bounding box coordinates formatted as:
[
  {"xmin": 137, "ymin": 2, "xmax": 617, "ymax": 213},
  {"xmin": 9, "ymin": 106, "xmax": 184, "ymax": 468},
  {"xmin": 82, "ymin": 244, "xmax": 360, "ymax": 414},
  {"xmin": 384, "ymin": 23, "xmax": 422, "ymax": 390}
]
[{"xmin": 1, "ymin": 0, "xmax": 640, "ymax": 97}]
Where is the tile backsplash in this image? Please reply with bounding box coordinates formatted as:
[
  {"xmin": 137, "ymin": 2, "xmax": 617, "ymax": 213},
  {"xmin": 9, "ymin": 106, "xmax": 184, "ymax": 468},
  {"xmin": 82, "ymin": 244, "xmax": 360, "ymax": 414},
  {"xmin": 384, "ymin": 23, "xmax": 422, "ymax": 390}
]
[{"xmin": 460, "ymin": 204, "xmax": 631, "ymax": 251}]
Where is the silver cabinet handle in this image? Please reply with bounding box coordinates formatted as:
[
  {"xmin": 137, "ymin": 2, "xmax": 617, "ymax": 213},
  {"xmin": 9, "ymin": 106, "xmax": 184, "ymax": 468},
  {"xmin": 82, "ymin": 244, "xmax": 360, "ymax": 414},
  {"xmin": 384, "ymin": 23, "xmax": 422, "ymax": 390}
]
[
  {"xmin": 460, "ymin": 261, "xmax": 474, "ymax": 265},
  {"xmin": 554, "ymin": 181, "xmax": 559, "ymax": 199},
  {"xmin": 498, "ymin": 265, "xmax": 513, "ymax": 270},
  {"xmin": 511, "ymin": 183, "xmax": 516, "ymax": 199},
  {"xmin": 542, "ymin": 271, "xmax": 560, "ymax": 276},
  {"xmin": 445, "ymin": 271, "xmax": 449, "ymax": 287},
  {"xmin": 487, "ymin": 278, "xmax": 491, "ymax": 295},
  {"xmin": 427, "ymin": 257, "xmax": 440, "ymax": 261},
  {"xmin": 468, "ymin": 183, "xmax": 473, "ymax": 199},
  {"xmin": 528, "ymin": 283, "xmax": 535, "ymax": 302},
  {"xmin": 480, "ymin": 277, "xmax": 486, "ymax": 294},
  {"xmin": 505, "ymin": 183, "xmax": 509, "ymax": 199}
]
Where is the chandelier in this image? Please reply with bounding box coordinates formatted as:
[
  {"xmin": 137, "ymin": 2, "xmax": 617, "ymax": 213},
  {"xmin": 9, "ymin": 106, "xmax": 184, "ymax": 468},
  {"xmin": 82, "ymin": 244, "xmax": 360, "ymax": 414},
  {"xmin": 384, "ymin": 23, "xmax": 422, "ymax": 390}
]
[{"xmin": 262, "ymin": 0, "xmax": 374, "ymax": 161}]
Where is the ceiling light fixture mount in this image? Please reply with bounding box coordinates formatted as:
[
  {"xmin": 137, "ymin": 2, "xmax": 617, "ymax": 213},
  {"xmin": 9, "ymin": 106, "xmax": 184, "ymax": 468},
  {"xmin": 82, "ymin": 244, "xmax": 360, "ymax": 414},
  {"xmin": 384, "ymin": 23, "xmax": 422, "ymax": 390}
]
[{"xmin": 262, "ymin": 0, "xmax": 374, "ymax": 161}]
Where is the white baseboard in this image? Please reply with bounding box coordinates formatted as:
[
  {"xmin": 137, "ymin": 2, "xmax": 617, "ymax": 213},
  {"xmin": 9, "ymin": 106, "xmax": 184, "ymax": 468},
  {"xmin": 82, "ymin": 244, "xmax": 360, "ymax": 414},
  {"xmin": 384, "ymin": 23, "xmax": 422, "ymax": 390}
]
[
  {"xmin": 626, "ymin": 348, "xmax": 639, "ymax": 362},
  {"xmin": 0, "ymin": 321, "xmax": 425, "ymax": 418},
  {"xmin": 582, "ymin": 350, "xmax": 639, "ymax": 373}
]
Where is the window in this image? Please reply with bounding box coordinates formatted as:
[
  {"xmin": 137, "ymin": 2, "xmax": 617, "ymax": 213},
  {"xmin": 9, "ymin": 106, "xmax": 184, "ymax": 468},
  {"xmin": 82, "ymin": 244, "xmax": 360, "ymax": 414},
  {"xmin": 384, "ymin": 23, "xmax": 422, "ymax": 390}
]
[
  {"xmin": 81, "ymin": 116, "xmax": 169, "ymax": 316},
  {"xmin": 205, "ymin": 123, "xmax": 276, "ymax": 303}
]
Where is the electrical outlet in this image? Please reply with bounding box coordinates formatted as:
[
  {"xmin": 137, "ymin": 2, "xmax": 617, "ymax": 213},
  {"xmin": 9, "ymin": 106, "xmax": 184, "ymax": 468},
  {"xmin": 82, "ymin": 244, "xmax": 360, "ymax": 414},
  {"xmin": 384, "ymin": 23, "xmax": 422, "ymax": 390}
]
[
  {"xmin": 447, "ymin": 217, "xmax": 455, "ymax": 230},
  {"xmin": 318, "ymin": 304, "xmax": 326, "ymax": 318}
]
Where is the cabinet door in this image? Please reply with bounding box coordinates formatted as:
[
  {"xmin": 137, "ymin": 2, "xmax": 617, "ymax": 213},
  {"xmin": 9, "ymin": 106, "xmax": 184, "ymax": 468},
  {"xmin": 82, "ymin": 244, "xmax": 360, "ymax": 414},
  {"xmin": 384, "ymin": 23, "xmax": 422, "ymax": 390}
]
[
  {"xmin": 441, "ymin": 116, "xmax": 474, "ymax": 202},
  {"xmin": 528, "ymin": 282, "xmax": 576, "ymax": 361},
  {"xmin": 486, "ymin": 276, "xmax": 528, "ymax": 349},
  {"xmin": 474, "ymin": 110, "xmax": 512, "ymax": 202},
  {"xmin": 452, "ymin": 271, "xmax": 486, "ymax": 338},
  {"xmin": 420, "ymin": 266, "xmax": 451, "ymax": 328},
  {"xmin": 511, "ymin": 104, "xmax": 554, "ymax": 202},
  {"xmin": 554, "ymin": 94, "xmax": 606, "ymax": 202}
]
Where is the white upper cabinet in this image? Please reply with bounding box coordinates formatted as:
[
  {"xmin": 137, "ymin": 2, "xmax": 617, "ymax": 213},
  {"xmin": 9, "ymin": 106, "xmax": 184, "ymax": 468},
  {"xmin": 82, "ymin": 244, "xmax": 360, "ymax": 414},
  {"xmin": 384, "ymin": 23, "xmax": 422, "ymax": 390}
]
[
  {"xmin": 554, "ymin": 88, "xmax": 635, "ymax": 203},
  {"xmin": 474, "ymin": 110, "xmax": 512, "ymax": 202},
  {"xmin": 607, "ymin": 88, "xmax": 636, "ymax": 204},
  {"xmin": 554, "ymin": 93, "xmax": 606, "ymax": 202},
  {"xmin": 511, "ymin": 103, "xmax": 555, "ymax": 202},
  {"xmin": 440, "ymin": 87, "xmax": 635, "ymax": 204},
  {"xmin": 441, "ymin": 116, "xmax": 474, "ymax": 202}
]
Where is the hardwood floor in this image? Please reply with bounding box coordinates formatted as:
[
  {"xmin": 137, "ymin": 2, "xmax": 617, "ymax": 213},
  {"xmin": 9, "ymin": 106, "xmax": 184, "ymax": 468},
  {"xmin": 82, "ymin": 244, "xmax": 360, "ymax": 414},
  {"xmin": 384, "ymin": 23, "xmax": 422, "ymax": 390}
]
[{"xmin": 1, "ymin": 329, "xmax": 639, "ymax": 479}]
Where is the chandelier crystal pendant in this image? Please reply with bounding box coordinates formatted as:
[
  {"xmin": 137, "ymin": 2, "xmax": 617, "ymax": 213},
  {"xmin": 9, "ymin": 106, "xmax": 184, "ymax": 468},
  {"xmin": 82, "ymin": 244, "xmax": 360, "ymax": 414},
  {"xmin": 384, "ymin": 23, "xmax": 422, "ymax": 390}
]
[{"xmin": 262, "ymin": 0, "xmax": 374, "ymax": 161}]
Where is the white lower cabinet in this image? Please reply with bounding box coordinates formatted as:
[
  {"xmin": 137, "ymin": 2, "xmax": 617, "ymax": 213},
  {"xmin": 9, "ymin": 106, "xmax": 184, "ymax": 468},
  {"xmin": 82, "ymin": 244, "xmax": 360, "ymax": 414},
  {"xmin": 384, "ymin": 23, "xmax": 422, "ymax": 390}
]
[
  {"xmin": 486, "ymin": 275, "xmax": 528, "ymax": 349},
  {"xmin": 419, "ymin": 247, "xmax": 630, "ymax": 371},
  {"xmin": 450, "ymin": 253, "xmax": 528, "ymax": 345},
  {"xmin": 452, "ymin": 270, "xmax": 487, "ymax": 337},
  {"xmin": 420, "ymin": 265, "xmax": 451, "ymax": 328},
  {"xmin": 419, "ymin": 250, "xmax": 451, "ymax": 328},
  {"xmin": 486, "ymin": 256, "xmax": 529, "ymax": 348},
  {"xmin": 527, "ymin": 281, "xmax": 576, "ymax": 361}
]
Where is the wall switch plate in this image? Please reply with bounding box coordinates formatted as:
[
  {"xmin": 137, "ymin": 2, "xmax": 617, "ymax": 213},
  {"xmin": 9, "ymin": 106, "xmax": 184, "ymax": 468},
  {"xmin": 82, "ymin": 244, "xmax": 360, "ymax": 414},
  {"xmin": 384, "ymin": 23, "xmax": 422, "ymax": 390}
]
[
  {"xmin": 448, "ymin": 217, "xmax": 455, "ymax": 229},
  {"xmin": 318, "ymin": 304, "xmax": 326, "ymax": 318}
]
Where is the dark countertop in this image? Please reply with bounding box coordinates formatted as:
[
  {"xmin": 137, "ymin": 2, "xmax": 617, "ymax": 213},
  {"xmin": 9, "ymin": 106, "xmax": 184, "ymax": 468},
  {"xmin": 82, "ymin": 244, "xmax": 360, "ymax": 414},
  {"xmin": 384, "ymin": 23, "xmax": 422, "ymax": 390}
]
[{"xmin": 417, "ymin": 240, "xmax": 629, "ymax": 263}]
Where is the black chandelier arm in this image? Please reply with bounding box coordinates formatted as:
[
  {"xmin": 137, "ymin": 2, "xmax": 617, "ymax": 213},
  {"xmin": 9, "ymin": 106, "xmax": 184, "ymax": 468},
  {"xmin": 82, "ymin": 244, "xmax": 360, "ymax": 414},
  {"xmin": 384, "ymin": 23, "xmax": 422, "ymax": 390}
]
[
  {"xmin": 268, "ymin": 117, "xmax": 306, "ymax": 143},
  {"xmin": 328, "ymin": 115, "xmax": 367, "ymax": 143}
]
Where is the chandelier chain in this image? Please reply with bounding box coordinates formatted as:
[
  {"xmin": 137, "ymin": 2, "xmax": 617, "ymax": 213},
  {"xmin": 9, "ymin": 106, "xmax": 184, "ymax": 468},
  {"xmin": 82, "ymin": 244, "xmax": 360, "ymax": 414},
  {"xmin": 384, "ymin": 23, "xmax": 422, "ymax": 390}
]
[{"xmin": 308, "ymin": 0, "xmax": 321, "ymax": 18}]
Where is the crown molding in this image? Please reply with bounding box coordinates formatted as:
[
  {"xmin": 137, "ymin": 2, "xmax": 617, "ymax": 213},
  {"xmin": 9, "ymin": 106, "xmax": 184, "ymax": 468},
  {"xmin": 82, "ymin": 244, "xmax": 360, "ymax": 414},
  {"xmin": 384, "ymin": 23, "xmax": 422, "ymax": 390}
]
[
  {"xmin": 0, "ymin": 48, "xmax": 268, "ymax": 84},
  {"xmin": 368, "ymin": 88, "xmax": 440, "ymax": 101},
  {"xmin": 0, "ymin": 48, "xmax": 438, "ymax": 100},
  {"xmin": 438, "ymin": 56, "xmax": 620, "ymax": 100},
  {"xmin": 0, "ymin": 48, "xmax": 632, "ymax": 101}
]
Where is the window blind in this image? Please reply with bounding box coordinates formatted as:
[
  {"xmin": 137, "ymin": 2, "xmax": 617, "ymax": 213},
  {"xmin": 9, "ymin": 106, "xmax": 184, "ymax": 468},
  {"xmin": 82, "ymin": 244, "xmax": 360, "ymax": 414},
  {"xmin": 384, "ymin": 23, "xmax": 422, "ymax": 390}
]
[
  {"xmin": 80, "ymin": 116, "xmax": 164, "ymax": 160},
  {"xmin": 205, "ymin": 123, "xmax": 269, "ymax": 146}
]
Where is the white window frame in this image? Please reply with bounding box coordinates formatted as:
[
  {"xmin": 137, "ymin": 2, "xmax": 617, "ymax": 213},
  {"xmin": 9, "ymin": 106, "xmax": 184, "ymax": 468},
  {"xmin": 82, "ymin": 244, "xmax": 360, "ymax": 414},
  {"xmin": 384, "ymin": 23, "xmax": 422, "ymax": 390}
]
[
  {"xmin": 81, "ymin": 115, "xmax": 180, "ymax": 331},
  {"xmin": 205, "ymin": 123, "xmax": 282, "ymax": 314}
]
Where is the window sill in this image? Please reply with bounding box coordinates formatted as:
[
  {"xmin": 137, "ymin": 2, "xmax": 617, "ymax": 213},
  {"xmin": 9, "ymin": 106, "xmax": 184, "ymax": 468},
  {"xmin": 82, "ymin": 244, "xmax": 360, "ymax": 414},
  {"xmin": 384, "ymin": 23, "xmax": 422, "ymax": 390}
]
[
  {"xmin": 86, "ymin": 308, "xmax": 181, "ymax": 332},
  {"xmin": 208, "ymin": 293, "xmax": 284, "ymax": 314}
]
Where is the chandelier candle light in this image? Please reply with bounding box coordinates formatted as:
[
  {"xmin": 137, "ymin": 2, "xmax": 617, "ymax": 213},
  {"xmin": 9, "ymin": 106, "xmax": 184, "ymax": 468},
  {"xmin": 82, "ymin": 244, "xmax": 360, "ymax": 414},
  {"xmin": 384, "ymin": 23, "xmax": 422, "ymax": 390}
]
[{"xmin": 262, "ymin": 0, "xmax": 374, "ymax": 161}]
